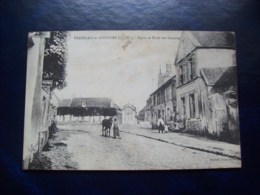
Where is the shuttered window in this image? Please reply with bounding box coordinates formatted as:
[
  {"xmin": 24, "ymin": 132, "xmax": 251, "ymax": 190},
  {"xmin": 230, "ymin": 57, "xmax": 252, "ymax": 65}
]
[
  {"xmin": 183, "ymin": 64, "xmax": 188, "ymax": 83},
  {"xmin": 191, "ymin": 54, "xmax": 196, "ymax": 79},
  {"xmin": 179, "ymin": 66, "xmax": 183, "ymax": 85},
  {"xmin": 181, "ymin": 97, "xmax": 186, "ymax": 116}
]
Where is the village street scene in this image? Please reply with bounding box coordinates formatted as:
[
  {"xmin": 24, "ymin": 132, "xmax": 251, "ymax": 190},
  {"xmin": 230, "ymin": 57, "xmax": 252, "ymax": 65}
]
[{"xmin": 23, "ymin": 31, "xmax": 241, "ymax": 170}]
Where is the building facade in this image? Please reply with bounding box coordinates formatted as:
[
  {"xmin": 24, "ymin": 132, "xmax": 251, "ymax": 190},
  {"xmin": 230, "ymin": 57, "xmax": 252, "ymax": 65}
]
[
  {"xmin": 23, "ymin": 32, "xmax": 52, "ymax": 169},
  {"xmin": 144, "ymin": 63, "xmax": 177, "ymax": 127},
  {"xmin": 122, "ymin": 103, "xmax": 137, "ymax": 124},
  {"xmin": 175, "ymin": 31, "xmax": 239, "ymax": 139},
  {"xmin": 149, "ymin": 76, "xmax": 176, "ymax": 127}
]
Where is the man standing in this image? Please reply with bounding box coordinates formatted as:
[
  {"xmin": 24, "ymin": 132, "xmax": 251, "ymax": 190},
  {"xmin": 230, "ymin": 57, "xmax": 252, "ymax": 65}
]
[{"xmin": 157, "ymin": 116, "xmax": 165, "ymax": 133}]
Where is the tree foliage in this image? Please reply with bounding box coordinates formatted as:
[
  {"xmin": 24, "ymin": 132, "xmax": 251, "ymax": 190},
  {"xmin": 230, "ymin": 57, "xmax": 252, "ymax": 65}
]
[{"xmin": 43, "ymin": 31, "xmax": 68, "ymax": 91}]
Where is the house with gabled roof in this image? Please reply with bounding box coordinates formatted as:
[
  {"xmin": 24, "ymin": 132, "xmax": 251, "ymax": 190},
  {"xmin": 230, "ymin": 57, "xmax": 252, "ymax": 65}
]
[
  {"xmin": 174, "ymin": 31, "xmax": 239, "ymax": 140},
  {"xmin": 122, "ymin": 103, "xmax": 137, "ymax": 124}
]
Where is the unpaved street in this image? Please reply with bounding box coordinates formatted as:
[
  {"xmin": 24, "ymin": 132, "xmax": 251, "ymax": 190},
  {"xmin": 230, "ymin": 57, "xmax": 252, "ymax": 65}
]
[{"xmin": 32, "ymin": 123, "xmax": 240, "ymax": 170}]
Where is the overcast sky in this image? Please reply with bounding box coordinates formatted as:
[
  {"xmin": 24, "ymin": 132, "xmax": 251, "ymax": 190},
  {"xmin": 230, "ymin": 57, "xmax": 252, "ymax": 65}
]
[{"xmin": 55, "ymin": 31, "xmax": 181, "ymax": 111}]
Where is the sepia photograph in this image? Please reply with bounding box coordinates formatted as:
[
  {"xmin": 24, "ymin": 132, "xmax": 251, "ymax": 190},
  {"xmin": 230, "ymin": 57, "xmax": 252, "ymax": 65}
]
[{"xmin": 23, "ymin": 31, "xmax": 241, "ymax": 170}]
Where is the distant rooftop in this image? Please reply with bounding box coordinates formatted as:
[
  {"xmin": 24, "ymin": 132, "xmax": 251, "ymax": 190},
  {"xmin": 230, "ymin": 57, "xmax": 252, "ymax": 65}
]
[
  {"xmin": 191, "ymin": 31, "xmax": 235, "ymax": 48},
  {"xmin": 123, "ymin": 103, "xmax": 136, "ymax": 111},
  {"xmin": 201, "ymin": 66, "xmax": 237, "ymax": 87},
  {"xmin": 150, "ymin": 75, "xmax": 176, "ymax": 96},
  {"xmin": 58, "ymin": 97, "xmax": 120, "ymax": 109},
  {"xmin": 59, "ymin": 99, "xmax": 72, "ymax": 107},
  {"xmin": 175, "ymin": 31, "xmax": 235, "ymax": 63}
]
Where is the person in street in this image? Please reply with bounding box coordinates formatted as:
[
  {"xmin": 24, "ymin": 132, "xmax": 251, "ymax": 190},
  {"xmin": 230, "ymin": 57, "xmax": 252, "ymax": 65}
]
[
  {"xmin": 164, "ymin": 123, "xmax": 169, "ymax": 133},
  {"xmin": 49, "ymin": 115, "xmax": 58, "ymax": 138},
  {"xmin": 113, "ymin": 118, "xmax": 121, "ymax": 139},
  {"xmin": 157, "ymin": 116, "xmax": 165, "ymax": 133},
  {"xmin": 52, "ymin": 115, "xmax": 58, "ymax": 131}
]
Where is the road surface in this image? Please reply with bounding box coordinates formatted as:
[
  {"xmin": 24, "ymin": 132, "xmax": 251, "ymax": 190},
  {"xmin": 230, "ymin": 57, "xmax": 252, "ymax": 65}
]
[{"xmin": 34, "ymin": 123, "xmax": 241, "ymax": 170}]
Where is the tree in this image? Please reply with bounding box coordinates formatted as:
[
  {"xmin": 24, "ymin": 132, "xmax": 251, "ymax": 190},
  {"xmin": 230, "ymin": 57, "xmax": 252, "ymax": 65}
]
[{"xmin": 43, "ymin": 31, "xmax": 68, "ymax": 91}]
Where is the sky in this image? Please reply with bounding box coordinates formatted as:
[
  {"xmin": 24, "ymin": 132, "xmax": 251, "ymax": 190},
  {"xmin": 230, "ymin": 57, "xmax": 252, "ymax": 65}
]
[{"xmin": 55, "ymin": 31, "xmax": 181, "ymax": 111}]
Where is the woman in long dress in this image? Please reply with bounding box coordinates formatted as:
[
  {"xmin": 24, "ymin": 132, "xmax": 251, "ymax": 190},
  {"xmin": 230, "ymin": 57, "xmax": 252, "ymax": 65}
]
[{"xmin": 113, "ymin": 118, "xmax": 120, "ymax": 139}]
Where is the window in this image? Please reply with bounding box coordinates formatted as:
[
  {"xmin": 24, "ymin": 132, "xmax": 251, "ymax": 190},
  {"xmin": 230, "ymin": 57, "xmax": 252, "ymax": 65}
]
[
  {"xmin": 157, "ymin": 93, "xmax": 160, "ymax": 105},
  {"xmin": 178, "ymin": 54, "xmax": 196, "ymax": 86},
  {"xmin": 189, "ymin": 93, "xmax": 196, "ymax": 118},
  {"xmin": 190, "ymin": 54, "xmax": 196, "ymax": 79},
  {"xmin": 166, "ymin": 86, "xmax": 172, "ymax": 101},
  {"xmin": 183, "ymin": 64, "xmax": 188, "ymax": 83},
  {"xmin": 173, "ymin": 105, "xmax": 176, "ymax": 112},
  {"xmin": 165, "ymin": 88, "xmax": 168, "ymax": 101},
  {"xmin": 179, "ymin": 66, "xmax": 183, "ymax": 85},
  {"xmin": 187, "ymin": 61, "xmax": 192, "ymax": 80},
  {"xmin": 172, "ymin": 85, "xmax": 176, "ymax": 99},
  {"xmin": 161, "ymin": 90, "xmax": 165, "ymax": 103},
  {"xmin": 42, "ymin": 96, "xmax": 47, "ymax": 117},
  {"xmin": 169, "ymin": 87, "xmax": 172, "ymax": 100},
  {"xmin": 181, "ymin": 97, "xmax": 186, "ymax": 116},
  {"xmin": 162, "ymin": 110, "xmax": 165, "ymax": 120}
]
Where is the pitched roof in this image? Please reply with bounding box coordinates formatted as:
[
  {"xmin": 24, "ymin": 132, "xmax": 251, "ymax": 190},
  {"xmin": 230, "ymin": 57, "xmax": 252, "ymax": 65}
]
[
  {"xmin": 58, "ymin": 97, "xmax": 116, "ymax": 108},
  {"xmin": 113, "ymin": 103, "xmax": 121, "ymax": 110},
  {"xmin": 201, "ymin": 66, "xmax": 236, "ymax": 86},
  {"xmin": 212, "ymin": 66, "xmax": 237, "ymax": 88},
  {"xmin": 175, "ymin": 31, "xmax": 235, "ymax": 64},
  {"xmin": 123, "ymin": 103, "xmax": 136, "ymax": 111},
  {"xmin": 70, "ymin": 97, "xmax": 112, "ymax": 108},
  {"xmin": 139, "ymin": 105, "xmax": 146, "ymax": 112},
  {"xmin": 150, "ymin": 75, "xmax": 176, "ymax": 96},
  {"xmin": 58, "ymin": 99, "xmax": 72, "ymax": 107},
  {"xmin": 140, "ymin": 104, "xmax": 150, "ymax": 112},
  {"xmin": 191, "ymin": 31, "xmax": 235, "ymax": 48}
]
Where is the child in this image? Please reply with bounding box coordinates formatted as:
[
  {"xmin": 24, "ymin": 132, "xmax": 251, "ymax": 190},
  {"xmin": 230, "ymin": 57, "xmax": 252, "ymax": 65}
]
[{"xmin": 164, "ymin": 123, "xmax": 169, "ymax": 133}]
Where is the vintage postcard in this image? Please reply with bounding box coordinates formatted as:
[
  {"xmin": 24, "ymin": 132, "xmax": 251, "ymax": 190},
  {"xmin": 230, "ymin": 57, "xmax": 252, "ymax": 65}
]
[{"xmin": 23, "ymin": 31, "xmax": 241, "ymax": 170}]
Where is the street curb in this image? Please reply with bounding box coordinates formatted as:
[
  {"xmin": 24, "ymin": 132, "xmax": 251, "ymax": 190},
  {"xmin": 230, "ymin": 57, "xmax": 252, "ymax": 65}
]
[{"xmin": 120, "ymin": 130, "xmax": 241, "ymax": 160}]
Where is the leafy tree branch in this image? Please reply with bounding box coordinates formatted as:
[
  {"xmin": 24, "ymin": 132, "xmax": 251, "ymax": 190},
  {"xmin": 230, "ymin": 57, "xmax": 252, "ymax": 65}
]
[{"xmin": 43, "ymin": 31, "xmax": 68, "ymax": 91}]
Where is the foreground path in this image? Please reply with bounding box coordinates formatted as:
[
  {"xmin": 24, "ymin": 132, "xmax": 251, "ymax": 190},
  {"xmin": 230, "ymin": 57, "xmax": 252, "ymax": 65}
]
[
  {"xmin": 30, "ymin": 124, "xmax": 240, "ymax": 170},
  {"xmin": 51, "ymin": 124, "xmax": 241, "ymax": 170}
]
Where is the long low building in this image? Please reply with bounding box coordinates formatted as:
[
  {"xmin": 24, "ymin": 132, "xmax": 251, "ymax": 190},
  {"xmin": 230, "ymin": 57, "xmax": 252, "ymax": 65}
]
[{"xmin": 57, "ymin": 97, "xmax": 121, "ymax": 123}]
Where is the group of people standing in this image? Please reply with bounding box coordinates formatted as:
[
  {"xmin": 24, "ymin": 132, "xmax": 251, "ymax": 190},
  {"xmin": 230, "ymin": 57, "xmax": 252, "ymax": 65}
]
[
  {"xmin": 156, "ymin": 112, "xmax": 186, "ymax": 133},
  {"xmin": 157, "ymin": 116, "xmax": 169, "ymax": 133}
]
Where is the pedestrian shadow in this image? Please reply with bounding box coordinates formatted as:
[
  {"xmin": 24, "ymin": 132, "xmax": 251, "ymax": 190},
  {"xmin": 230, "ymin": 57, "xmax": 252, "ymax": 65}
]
[
  {"xmin": 100, "ymin": 135, "xmax": 113, "ymax": 138},
  {"xmin": 100, "ymin": 135, "xmax": 122, "ymax": 139}
]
